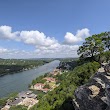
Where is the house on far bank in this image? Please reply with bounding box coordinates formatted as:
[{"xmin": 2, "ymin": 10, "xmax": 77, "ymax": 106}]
[{"xmin": 34, "ymin": 83, "xmax": 45, "ymax": 90}]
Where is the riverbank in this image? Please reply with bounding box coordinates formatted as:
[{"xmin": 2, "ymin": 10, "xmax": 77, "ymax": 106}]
[
  {"xmin": 0, "ymin": 61, "xmax": 62, "ymax": 110},
  {"xmin": 29, "ymin": 68, "xmax": 62, "ymax": 92},
  {"xmin": 0, "ymin": 60, "xmax": 60, "ymax": 98},
  {"xmin": 0, "ymin": 59, "xmax": 78, "ymax": 109},
  {"xmin": 0, "ymin": 59, "xmax": 49, "ymax": 77},
  {"xmin": 0, "ymin": 65, "xmax": 43, "ymax": 77}
]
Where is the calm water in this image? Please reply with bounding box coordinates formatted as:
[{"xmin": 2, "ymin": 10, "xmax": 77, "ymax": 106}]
[{"xmin": 0, "ymin": 60, "xmax": 60, "ymax": 98}]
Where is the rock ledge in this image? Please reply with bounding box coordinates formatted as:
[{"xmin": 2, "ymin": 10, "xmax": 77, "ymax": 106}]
[{"xmin": 73, "ymin": 63, "xmax": 110, "ymax": 110}]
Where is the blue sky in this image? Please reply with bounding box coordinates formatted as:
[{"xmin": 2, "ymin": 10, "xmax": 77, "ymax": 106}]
[{"xmin": 0, "ymin": 0, "xmax": 110, "ymax": 58}]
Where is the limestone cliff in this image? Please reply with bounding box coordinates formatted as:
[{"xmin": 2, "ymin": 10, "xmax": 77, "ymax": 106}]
[{"xmin": 73, "ymin": 63, "xmax": 110, "ymax": 110}]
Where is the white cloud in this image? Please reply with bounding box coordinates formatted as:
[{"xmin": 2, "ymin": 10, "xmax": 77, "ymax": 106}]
[
  {"xmin": 0, "ymin": 47, "xmax": 8, "ymax": 54},
  {"xmin": 0, "ymin": 26, "xmax": 20, "ymax": 41},
  {"xmin": 0, "ymin": 26, "xmax": 58, "ymax": 46},
  {"xmin": 0, "ymin": 47, "xmax": 37, "ymax": 59},
  {"xmin": 20, "ymin": 31, "xmax": 57, "ymax": 46},
  {"xmin": 0, "ymin": 44, "xmax": 79, "ymax": 58},
  {"xmin": 0, "ymin": 25, "xmax": 90, "ymax": 58},
  {"xmin": 64, "ymin": 28, "xmax": 90, "ymax": 44},
  {"xmin": 35, "ymin": 43, "xmax": 79, "ymax": 58}
]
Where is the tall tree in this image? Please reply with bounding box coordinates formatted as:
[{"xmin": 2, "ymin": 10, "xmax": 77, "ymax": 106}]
[
  {"xmin": 77, "ymin": 34, "xmax": 104, "ymax": 59},
  {"xmin": 101, "ymin": 32, "xmax": 110, "ymax": 51}
]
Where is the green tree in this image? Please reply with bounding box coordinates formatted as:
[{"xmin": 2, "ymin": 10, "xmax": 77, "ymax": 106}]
[
  {"xmin": 43, "ymin": 84, "xmax": 50, "ymax": 89},
  {"xmin": 101, "ymin": 32, "xmax": 110, "ymax": 50},
  {"xmin": 77, "ymin": 34, "xmax": 104, "ymax": 60}
]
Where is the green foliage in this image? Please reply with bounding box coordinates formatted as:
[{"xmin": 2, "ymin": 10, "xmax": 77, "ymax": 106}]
[
  {"xmin": 9, "ymin": 105, "xmax": 27, "ymax": 110},
  {"xmin": 103, "ymin": 51, "xmax": 110, "ymax": 61},
  {"xmin": 30, "ymin": 61, "xmax": 100, "ymax": 110},
  {"xmin": 101, "ymin": 32, "xmax": 110, "ymax": 50},
  {"xmin": 77, "ymin": 34, "xmax": 104, "ymax": 59},
  {"xmin": 37, "ymin": 93, "xmax": 45, "ymax": 100},
  {"xmin": 8, "ymin": 92, "xmax": 18, "ymax": 100},
  {"xmin": 93, "ymin": 51, "xmax": 110, "ymax": 63},
  {"xmin": 43, "ymin": 84, "xmax": 50, "ymax": 89},
  {"xmin": 32, "ymin": 75, "xmax": 46, "ymax": 85},
  {"xmin": 77, "ymin": 31, "xmax": 110, "ymax": 63},
  {"xmin": 0, "ymin": 92, "xmax": 18, "ymax": 108},
  {"xmin": 0, "ymin": 98, "xmax": 7, "ymax": 107}
]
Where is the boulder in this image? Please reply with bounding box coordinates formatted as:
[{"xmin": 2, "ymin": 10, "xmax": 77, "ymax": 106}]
[{"xmin": 73, "ymin": 64, "xmax": 110, "ymax": 110}]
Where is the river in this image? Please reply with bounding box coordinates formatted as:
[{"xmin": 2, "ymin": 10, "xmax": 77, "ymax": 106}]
[{"xmin": 0, "ymin": 60, "xmax": 60, "ymax": 98}]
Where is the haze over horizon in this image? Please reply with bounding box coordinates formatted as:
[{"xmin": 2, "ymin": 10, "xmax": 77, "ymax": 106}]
[{"xmin": 0, "ymin": 0, "xmax": 110, "ymax": 58}]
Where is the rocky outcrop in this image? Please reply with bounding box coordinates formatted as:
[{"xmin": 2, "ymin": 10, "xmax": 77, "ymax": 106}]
[{"xmin": 73, "ymin": 63, "xmax": 110, "ymax": 110}]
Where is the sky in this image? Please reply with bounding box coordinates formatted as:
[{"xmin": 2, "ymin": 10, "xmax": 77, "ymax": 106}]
[{"xmin": 0, "ymin": 0, "xmax": 110, "ymax": 58}]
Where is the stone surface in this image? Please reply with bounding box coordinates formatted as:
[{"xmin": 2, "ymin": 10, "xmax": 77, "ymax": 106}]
[
  {"xmin": 88, "ymin": 85, "xmax": 100, "ymax": 98},
  {"xmin": 73, "ymin": 64, "xmax": 110, "ymax": 110}
]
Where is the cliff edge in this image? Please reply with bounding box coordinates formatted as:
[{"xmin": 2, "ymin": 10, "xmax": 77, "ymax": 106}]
[{"xmin": 73, "ymin": 63, "xmax": 110, "ymax": 110}]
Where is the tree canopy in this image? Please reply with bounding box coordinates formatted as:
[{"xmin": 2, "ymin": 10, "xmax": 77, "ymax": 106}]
[{"xmin": 77, "ymin": 32, "xmax": 110, "ymax": 61}]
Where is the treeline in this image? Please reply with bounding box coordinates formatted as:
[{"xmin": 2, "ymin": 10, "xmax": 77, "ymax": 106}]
[{"xmin": 0, "ymin": 59, "xmax": 48, "ymax": 76}]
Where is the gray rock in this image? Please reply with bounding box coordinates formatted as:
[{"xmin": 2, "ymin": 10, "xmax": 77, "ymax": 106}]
[{"xmin": 73, "ymin": 63, "xmax": 110, "ymax": 110}]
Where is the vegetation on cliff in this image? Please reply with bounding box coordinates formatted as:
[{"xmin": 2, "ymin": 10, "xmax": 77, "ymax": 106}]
[{"xmin": 30, "ymin": 61, "xmax": 100, "ymax": 110}]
